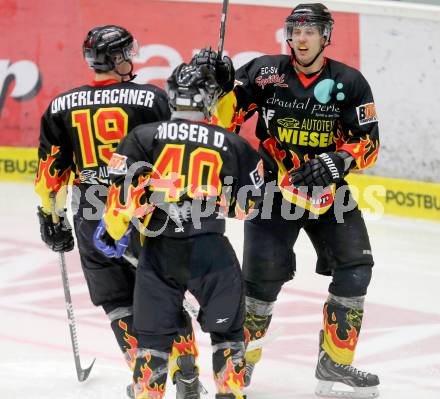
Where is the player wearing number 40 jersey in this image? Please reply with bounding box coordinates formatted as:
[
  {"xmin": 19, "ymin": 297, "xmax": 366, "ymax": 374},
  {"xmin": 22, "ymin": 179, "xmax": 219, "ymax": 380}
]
[
  {"xmin": 96, "ymin": 62, "xmax": 264, "ymax": 399},
  {"xmin": 34, "ymin": 25, "xmax": 201, "ymax": 398}
]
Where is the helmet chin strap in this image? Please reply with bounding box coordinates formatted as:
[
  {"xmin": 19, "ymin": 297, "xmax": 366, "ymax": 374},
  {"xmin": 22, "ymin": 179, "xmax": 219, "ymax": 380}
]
[{"xmin": 115, "ymin": 61, "xmax": 137, "ymax": 81}]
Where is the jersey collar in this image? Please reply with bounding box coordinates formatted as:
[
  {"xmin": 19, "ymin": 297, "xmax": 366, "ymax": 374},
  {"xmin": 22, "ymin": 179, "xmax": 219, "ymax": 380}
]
[
  {"xmin": 171, "ymin": 111, "xmax": 207, "ymax": 122},
  {"xmin": 90, "ymin": 79, "xmax": 120, "ymax": 87},
  {"xmin": 292, "ymin": 57, "xmax": 327, "ymax": 89}
]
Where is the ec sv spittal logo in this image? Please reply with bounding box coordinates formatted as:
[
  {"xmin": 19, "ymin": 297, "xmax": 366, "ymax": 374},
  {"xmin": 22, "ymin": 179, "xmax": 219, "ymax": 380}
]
[{"xmin": 0, "ymin": 59, "xmax": 41, "ymax": 112}]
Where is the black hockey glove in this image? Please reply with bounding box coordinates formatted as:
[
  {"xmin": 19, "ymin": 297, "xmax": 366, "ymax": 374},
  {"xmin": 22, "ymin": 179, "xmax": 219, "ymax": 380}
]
[
  {"xmin": 290, "ymin": 152, "xmax": 347, "ymax": 192},
  {"xmin": 37, "ymin": 206, "xmax": 74, "ymax": 252},
  {"xmin": 191, "ymin": 48, "xmax": 235, "ymax": 93}
]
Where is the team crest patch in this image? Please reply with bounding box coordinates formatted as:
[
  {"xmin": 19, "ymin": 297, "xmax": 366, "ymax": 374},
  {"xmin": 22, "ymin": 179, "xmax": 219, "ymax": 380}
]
[
  {"xmin": 250, "ymin": 159, "xmax": 264, "ymax": 189},
  {"xmin": 356, "ymin": 103, "xmax": 378, "ymax": 125},
  {"xmin": 108, "ymin": 153, "xmax": 128, "ymax": 175}
]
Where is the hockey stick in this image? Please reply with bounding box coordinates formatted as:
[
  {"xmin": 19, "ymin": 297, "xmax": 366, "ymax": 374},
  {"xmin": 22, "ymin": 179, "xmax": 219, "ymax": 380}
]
[
  {"xmin": 247, "ymin": 326, "xmax": 285, "ymax": 351},
  {"xmin": 49, "ymin": 193, "xmax": 95, "ymax": 382},
  {"xmin": 217, "ymin": 0, "xmax": 229, "ymax": 58}
]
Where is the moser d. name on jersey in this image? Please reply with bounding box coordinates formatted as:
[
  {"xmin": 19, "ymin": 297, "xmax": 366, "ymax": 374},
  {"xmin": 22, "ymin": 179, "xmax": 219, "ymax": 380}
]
[
  {"xmin": 51, "ymin": 88, "xmax": 156, "ymax": 113},
  {"xmin": 156, "ymin": 122, "xmax": 227, "ymax": 150}
]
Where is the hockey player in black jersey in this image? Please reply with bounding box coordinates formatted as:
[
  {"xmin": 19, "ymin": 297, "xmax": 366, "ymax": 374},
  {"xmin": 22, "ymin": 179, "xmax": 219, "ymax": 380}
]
[
  {"xmin": 94, "ymin": 62, "xmax": 264, "ymax": 399},
  {"xmin": 34, "ymin": 25, "xmax": 200, "ymax": 397},
  {"xmin": 194, "ymin": 3, "xmax": 380, "ymax": 398}
]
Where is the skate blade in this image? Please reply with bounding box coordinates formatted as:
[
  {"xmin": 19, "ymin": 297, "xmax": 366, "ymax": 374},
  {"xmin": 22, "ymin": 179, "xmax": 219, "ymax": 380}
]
[
  {"xmin": 315, "ymin": 380, "xmax": 379, "ymax": 399},
  {"xmin": 199, "ymin": 381, "xmax": 208, "ymax": 395}
]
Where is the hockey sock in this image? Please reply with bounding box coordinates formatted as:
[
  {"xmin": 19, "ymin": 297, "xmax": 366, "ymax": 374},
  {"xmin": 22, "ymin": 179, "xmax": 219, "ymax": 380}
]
[
  {"xmin": 212, "ymin": 341, "xmax": 246, "ymax": 399},
  {"xmin": 321, "ymin": 294, "xmax": 365, "ymax": 365},
  {"xmin": 132, "ymin": 348, "xmax": 169, "ymax": 399},
  {"xmin": 109, "ymin": 308, "xmax": 138, "ymax": 371},
  {"xmin": 169, "ymin": 326, "xmax": 199, "ymax": 383},
  {"xmin": 244, "ymin": 296, "xmax": 274, "ymax": 365}
]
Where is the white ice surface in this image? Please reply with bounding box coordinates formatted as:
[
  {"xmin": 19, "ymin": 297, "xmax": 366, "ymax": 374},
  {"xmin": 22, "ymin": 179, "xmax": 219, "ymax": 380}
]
[{"xmin": 0, "ymin": 183, "xmax": 439, "ymax": 398}]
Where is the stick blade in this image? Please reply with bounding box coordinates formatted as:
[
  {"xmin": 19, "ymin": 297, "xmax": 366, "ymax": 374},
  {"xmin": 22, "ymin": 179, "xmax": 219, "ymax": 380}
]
[{"xmin": 77, "ymin": 358, "xmax": 96, "ymax": 382}]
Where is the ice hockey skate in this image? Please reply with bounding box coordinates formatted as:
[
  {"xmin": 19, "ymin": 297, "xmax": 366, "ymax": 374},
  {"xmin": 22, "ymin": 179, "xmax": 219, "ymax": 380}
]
[
  {"xmin": 174, "ymin": 354, "xmax": 207, "ymax": 399},
  {"xmin": 244, "ymin": 362, "xmax": 255, "ymax": 387},
  {"xmin": 244, "ymin": 348, "xmax": 260, "ymax": 387},
  {"xmin": 315, "ymin": 331, "xmax": 379, "ymax": 398},
  {"xmin": 243, "ymin": 324, "xmax": 285, "ymax": 387},
  {"xmin": 215, "ymin": 394, "xmax": 247, "ymax": 398}
]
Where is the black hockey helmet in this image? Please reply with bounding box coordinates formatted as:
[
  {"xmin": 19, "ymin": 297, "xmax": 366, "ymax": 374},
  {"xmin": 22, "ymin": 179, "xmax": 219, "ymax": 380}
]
[
  {"xmin": 166, "ymin": 63, "xmax": 221, "ymax": 119},
  {"xmin": 82, "ymin": 25, "xmax": 137, "ymax": 73},
  {"xmin": 285, "ymin": 3, "xmax": 334, "ymax": 43}
]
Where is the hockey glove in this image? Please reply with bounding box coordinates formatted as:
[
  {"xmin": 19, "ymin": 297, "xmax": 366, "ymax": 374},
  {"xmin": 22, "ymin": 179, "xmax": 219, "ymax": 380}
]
[
  {"xmin": 290, "ymin": 152, "xmax": 347, "ymax": 192},
  {"xmin": 93, "ymin": 219, "xmax": 131, "ymax": 258},
  {"xmin": 37, "ymin": 206, "xmax": 74, "ymax": 252},
  {"xmin": 191, "ymin": 48, "xmax": 235, "ymax": 93}
]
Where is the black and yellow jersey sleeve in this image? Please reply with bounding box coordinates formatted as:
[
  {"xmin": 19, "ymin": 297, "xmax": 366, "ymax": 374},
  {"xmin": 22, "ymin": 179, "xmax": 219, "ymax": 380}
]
[
  {"xmin": 35, "ymin": 106, "xmax": 73, "ymax": 213},
  {"xmin": 334, "ymin": 68, "xmax": 379, "ymax": 171},
  {"xmin": 213, "ymin": 58, "xmax": 261, "ymax": 133},
  {"xmin": 103, "ymin": 127, "xmax": 155, "ymax": 240}
]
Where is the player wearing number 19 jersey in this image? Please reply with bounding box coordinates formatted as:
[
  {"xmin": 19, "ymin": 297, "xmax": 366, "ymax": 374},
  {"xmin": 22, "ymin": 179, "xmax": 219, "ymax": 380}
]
[{"xmin": 34, "ymin": 25, "xmax": 199, "ymax": 397}]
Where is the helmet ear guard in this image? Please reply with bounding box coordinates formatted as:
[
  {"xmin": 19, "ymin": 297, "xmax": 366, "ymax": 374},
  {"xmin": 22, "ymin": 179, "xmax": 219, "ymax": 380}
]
[{"xmin": 166, "ymin": 63, "xmax": 222, "ymax": 119}]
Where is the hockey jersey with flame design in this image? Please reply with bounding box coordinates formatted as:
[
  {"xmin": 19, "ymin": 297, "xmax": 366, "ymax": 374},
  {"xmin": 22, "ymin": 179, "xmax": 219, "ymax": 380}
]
[
  {"xmin": 103, "ymin": 119, "xmax": 264, "ymax": 240},
  {"xmin": 215, "ymin": 55, "xmax": 379, "ymax": 214},
  {"xmin": 35, "ymin": 80, "xmax": 170, "ymax": 213}
]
